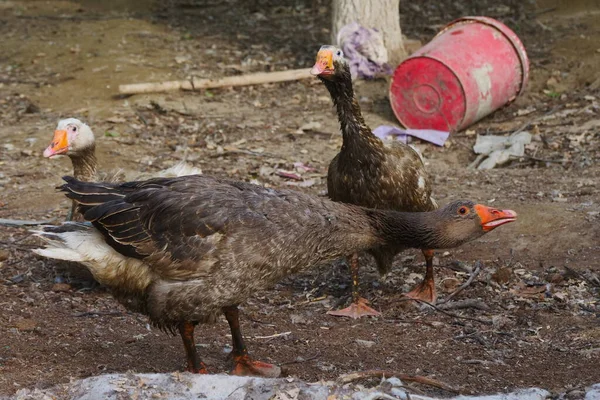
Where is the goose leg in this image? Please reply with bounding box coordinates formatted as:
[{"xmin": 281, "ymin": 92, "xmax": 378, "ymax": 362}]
[
  {"xmin": 327, "ymin": 253, "xmax": 381, "ymax": 319},
  {"xmin": 222, "ymin": 305, "xmax": 281, "ymax": 378},
  {"xmin": 405, "ymin": 249, "xmax": 437, "ymax": 303},
  {"xmin": 178, "ymin": 321, "xmax": 208, "ymax": 373},
  {"xmin": 66, "ymin": 200, "xmax": 77, "ymax": 222}
]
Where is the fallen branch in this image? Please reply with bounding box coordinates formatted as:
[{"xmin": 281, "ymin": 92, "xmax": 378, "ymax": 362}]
[
  {"xmin": 438, "ymin": 261, "xmax": 482, "ymax": 304},
  {"xmin": 337, "ymin": 370, "xmax": 460, "ymax": 394},
  {"xmin": 119, "ymin": 68, "xmax": 312, "ymax": 95}
]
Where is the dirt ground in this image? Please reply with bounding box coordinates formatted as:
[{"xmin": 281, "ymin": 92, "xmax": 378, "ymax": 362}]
[{"xmin": 0, "ymin": 0, "xmax": 599, "ymax": 397}]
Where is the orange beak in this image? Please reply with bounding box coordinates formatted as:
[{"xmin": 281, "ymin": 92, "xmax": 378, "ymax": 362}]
[
  {"xmin": 474, "ymin": 204, "xmax": 517, "ymax": 232},
  {"xmin": 43, "ymin": 130, "xmax": 69, "ymax": 158},
  {"xmin": 310, "ymin": 49, "xmax": 334, "ymax": 76}
]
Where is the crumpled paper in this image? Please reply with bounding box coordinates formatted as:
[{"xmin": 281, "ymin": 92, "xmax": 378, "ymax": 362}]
[
  {"xmin": 337, "ymin": 22, "xmax": 392, "ymax": 79},
  {"xmin": 373, "ymin": 125, "xmax": 450, "ymax": 146},
  {"xmin": 473, "ymin": 131, "xmax": 532, "ymax": 169}
]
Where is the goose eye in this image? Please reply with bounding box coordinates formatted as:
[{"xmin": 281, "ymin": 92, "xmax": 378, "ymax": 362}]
[
  {"xmin": 336, "ymin": 50, "xmax": 342, "ymax": 57},
  {"xmin": 458, "ymin": 207, "xmax": 468, "ymax": 215}
]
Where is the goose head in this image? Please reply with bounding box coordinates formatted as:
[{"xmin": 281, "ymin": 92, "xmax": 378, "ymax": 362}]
[
  {"xmin": 310, "ymin": 45, "xmax": 350, "ymax": 81},
  {"xmin": 43, "ymin": 118, "xmax": 95, "ymax": 158}
]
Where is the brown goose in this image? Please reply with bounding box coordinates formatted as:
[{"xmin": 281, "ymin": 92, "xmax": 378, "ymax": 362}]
[
  {"xmin": 33, "ymin": 174, "xmax": 516, "ymax": 375},
  {"xmin": 311, "ymin": 45, "xmax": 439, "ymax": 318},
  {"xmin": 43, "ymin": 118, "xmax": 202, "ymax": 220}
]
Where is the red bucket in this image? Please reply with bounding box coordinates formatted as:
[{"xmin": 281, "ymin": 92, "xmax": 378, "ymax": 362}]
[{"xmin": 389, "ymin": 16, "xmax": 529, "ymax": 132}]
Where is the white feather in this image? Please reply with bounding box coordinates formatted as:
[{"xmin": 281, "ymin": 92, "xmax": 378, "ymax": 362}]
[
  {"xmin": 155, "ymin": 161, "xmax": 202, "ymax": 178},
  {"xmin": 32, "ymin": 225, "xmax": 148, "ymax": 287}
]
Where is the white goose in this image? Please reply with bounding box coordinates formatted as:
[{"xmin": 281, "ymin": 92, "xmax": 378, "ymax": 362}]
[{"xmin": 44, "ymin": 118, "xmax": 202, "ymax": 219}]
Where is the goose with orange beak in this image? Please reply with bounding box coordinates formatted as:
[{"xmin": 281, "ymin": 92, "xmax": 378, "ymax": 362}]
[
  {"xmin": 310, "ymin": 44, "xmax": 516, "ymax": 317},
  {"xmin": 42, "ymin": 118, "xmax": 202, "ymax": 221}
]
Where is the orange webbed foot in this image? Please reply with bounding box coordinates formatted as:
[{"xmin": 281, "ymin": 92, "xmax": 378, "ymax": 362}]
[
  {"xmin": 186, "ymin": 362, "xmax": 209, "ymax": 374},
  {"xmin": 404, "ymin": 277, "xmax": 437, "ymax": 304},
  {"xmin": 327, "ymin": 297, "xmax": 381, "ymax": 319},
  {"xmin": 231, "ymin": 354, "xmax": 281, "ymax": 378}
]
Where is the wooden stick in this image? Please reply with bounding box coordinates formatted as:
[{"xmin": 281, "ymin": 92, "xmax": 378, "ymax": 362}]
[
  {"xmin": 438, "ymin": 261, "xmax": 482, "ymax": 304},
  {"xmin": 119, "ymin": 68, "xmax": 312, "ymax": 94},
  {"xmin": 337, "ymin": 370, "xmax": 460, "ymax": 394}
]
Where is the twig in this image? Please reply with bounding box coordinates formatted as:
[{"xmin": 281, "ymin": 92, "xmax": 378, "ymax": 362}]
[
  {"xmin": 337, "ymin": 370, "xmax": 460, "ymax": 394},
  {"xmin": 437, "ymin": 299, "xmax": 490, "ymax": 311},
  {"xmin": 225, "ymin": 385, "xmax": 246, "ymax": 399},
  {"xmin": 510, "ymin": 105, "xmax": 561, "ymax": 136},
  {"xmin": 402, "ymin": 298, "xmax": 492, "ymax": 325},
  {"xmin": 280, "ymin": 352, "xmax": 321, "ymax": 365},
  {"xmin": 253, "ymin": 331, "xmax": 291, "ymax": 340},
  {"xmin": 438, "ymin": 261, "xmax": 482, "ymax": 304},
  {"xmin": 209, "ymin": 149, "xmax": 282, "ymax": 159},
  {"xmin": 297, "ymin": 295, "xmax": 328, "ymax": 305},
  {"xmin": 72, "ymin": 311, "xmax": 123, "ymax": 317}
]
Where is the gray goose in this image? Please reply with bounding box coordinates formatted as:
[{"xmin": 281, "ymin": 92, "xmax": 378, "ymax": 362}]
[
  {"xmin": 33, "ymin": 174, "xmax": 516, "ymax": 375},
  {"xmin": 312, "ymin": 45, "xmax": 439, "ymax": 318}
]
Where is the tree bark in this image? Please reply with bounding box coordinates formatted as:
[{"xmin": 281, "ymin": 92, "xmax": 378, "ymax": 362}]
[{"xmin": 332, "ymin": 0, "xmax": 406, "ymax": 67}]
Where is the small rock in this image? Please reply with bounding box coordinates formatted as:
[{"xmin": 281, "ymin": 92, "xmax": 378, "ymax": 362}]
[
  {"xmin": 290, "ymin": 314, "xmax": 308, "ymax": 325},
  {"xmin": 492, "ymin": 267, "xmax": 512, "ymax": 284},
  {"xmin": 15, "ymin": 318, "xmax": 37, "ymax": 332},
  {"xmin": 52, "ymin": 283, "xmax": 72, "ymax": 292},
  {"xmin": 355, "ymin": 339, "xmax": 376, "ymax": 348}
]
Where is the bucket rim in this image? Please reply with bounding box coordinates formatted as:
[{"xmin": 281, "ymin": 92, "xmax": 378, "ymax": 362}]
[{"xmin": 437, "ymin": 16, "xmax": 530, "ymax": 98}]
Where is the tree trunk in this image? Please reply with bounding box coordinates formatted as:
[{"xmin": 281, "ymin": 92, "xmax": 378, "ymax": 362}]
[{"xmin": 332, "ymin": 0, "xmax": 406, "ymax": 67}]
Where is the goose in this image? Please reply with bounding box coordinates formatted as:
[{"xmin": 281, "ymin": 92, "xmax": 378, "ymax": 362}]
[{"xmin": 33, "ymin": 174, "xmax": 517, "ymax": 375}]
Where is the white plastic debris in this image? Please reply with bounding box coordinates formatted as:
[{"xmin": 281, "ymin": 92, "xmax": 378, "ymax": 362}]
[
  {"xmin": 473, "ymin": 131, "xmax": 532, "ymax": 169},
  {"xmin": 586, "ymin": 383, "xmax": 600, "ymax": 400},
  {"xmin": 5, "ymin": 372, "xmax": 572, "ymax": 400}
]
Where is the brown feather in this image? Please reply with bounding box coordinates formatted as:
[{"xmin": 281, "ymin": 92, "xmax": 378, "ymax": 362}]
[{"xmin": 319, "ymin": 54, "xmax": 437, "ymax": 275}]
